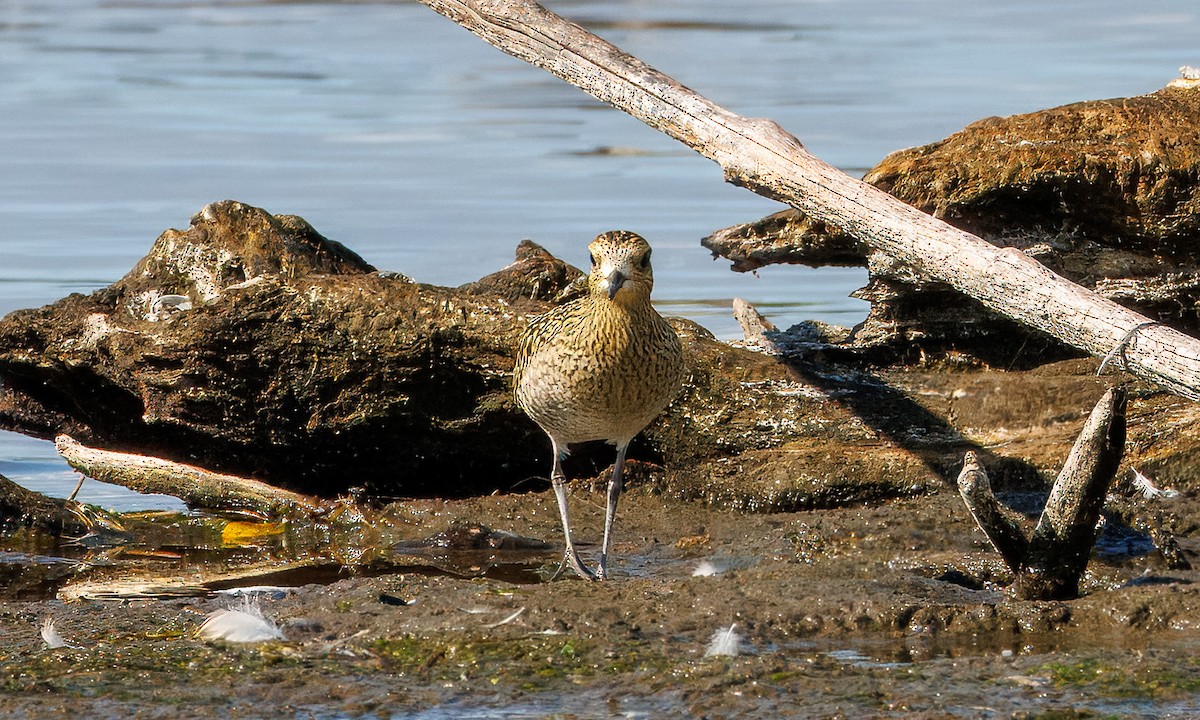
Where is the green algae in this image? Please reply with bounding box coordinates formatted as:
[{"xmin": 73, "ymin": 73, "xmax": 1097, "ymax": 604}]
[
  {"xmin": 1040, "ymin": 656, "xmax": 1200, "ymax": 701},
  {"xmin": 366, "ymin": 632, "xmax": 675, "ymax": 692}
]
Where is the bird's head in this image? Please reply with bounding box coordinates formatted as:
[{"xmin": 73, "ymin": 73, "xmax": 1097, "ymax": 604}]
[{"xmin": 586, "ymin": 230, "xmax": 655, "ymax": 304}]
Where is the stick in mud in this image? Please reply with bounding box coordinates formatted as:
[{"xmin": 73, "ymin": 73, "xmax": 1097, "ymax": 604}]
[
  {"xmin": 957, "ymin": 387, "xmax": 1126, "ymax": 600},
  {"xmin": 955, "ymin": 451, "xmax": 1030, "ymax": 575}
]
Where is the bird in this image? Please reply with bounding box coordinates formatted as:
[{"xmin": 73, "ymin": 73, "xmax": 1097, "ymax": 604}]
[{"xmin": 514, "ymin": 230, "xmax": 685, "ymax": 580}]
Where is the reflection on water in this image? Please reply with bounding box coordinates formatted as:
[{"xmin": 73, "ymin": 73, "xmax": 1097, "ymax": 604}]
[
  {"xmin": 0, "ymin": 502, "xmax": 555, "ymax": 601},
  {"xmin": 1, "ymin": 0, "xmax": 1198, "ymax": 508}
]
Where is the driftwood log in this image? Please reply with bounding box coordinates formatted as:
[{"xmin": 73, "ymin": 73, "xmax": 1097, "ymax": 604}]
[
  {"xmin": 2, "ymin": 200, "xmax": 995, "ymax": 505},
  {"xmin": 703, "ymin": 82, "xmax": 1200, "ymax": 362},
  {"xmin": 416, "ymin": 0, "xmax": 1200, "ymax": 401},
  {"xmin": 958, "ymin": 388, "xmax": 1127, "ymax": 600}
]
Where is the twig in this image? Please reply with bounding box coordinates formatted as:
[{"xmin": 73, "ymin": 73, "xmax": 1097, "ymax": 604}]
[{"xmin": 1096, "ymin": 321, "xmax": 1158, "ymax": 376}]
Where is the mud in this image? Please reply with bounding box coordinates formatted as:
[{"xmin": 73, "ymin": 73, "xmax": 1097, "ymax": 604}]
[{"xmin": 2, "ymin": 482, "xmax": 1199, "ymax": 718}]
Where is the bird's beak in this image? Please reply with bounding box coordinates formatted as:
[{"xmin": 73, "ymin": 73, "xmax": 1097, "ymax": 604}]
[{"xmin": 606, "ymin": 269, "xmax": 626, "ymax": 299}]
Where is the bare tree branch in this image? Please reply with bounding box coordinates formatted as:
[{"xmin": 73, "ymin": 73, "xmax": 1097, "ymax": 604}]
[
  {"xmin": 417, "ymin": 0, "xmax": 1200, "ymax": 400},
  {"xmin": 956, "ymin": 451, "xmax": 1030, "ymax": 575}
]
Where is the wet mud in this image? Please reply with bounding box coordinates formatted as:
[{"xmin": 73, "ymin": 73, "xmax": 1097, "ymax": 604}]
[{"xmin": 2, "ymin": 483, "xmax": 1199, "ymax": 718}]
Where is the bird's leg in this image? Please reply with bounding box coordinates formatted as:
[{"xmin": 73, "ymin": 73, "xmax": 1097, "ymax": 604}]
[
  {"xmin": 596, "ymin": 442, "xmax": 629, "ymax": 581},
  {"xmin": 547, "ymin": 445, "xmax": 596, "ymax": 581}
]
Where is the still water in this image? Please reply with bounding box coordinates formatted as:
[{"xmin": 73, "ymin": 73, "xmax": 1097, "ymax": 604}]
[{"xmin": 1, "ymin": 0, "xmax": 1197, "ymax": 509}]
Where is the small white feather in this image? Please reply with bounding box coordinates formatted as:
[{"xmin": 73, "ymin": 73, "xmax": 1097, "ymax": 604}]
[
  {"xmin": 692, "ymin": 559, "xmax": 725, "ymax": 577},
  {"xmin": 197, "ymin": 598, "xmax": 284, "ymax": 643},
  {"xmin": 483, "ymin": 606, "xmax": 526, "ymax": 629},
  {"xmin": 704, "ymin": 623, "xmax": 744, "ymax": 657},
  {"xmin": 40, "ymin": 618, "xmax": 72, "ymax": 649},
  {"xmin": 1131, "ymin": 468, "xmax": 1180, "ymax": 500}
]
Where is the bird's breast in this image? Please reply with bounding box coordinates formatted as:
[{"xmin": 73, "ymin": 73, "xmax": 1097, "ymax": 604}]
[{"xmin": 514, "ymin": 300, "xmax": 684, "ymax": 445}]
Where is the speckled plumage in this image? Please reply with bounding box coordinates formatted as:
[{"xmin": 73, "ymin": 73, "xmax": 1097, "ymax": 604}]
[{"xmin": 514, "ymin": 230, "xmax": 684, "ymax": 580}]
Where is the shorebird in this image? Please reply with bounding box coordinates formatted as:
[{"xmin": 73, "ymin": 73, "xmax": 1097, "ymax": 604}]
[{"xmin": 514, "ymin": 231, "xmax": 685, "ymax": 580}]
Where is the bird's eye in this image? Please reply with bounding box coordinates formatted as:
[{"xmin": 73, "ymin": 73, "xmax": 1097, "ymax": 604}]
[
  {"xmin": 640, "ymin": 249, "xmax": 651, "ymax": 268},
  {"xmin": 589, "ymin": 253, "xmax": 597, "ymax": 267}
]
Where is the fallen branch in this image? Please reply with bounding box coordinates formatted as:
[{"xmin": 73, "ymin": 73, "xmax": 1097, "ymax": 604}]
[
  {"xmin": 55, "ymin": 435, "xmax": 325, "ymax": 517},
  {"xmin": 958, "ymin": 388, "xmax": 1126, "ymax": 600},
  {"xmin": 416, "ymin": 0, "xmax": 1200, "ymax": 400},
  {"xmin": 57, "ymin": 558, "xmax": 326, "ymax": 602}
]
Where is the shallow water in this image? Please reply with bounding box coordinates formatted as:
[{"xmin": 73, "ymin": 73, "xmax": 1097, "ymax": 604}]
[{"xmin": 1, "ymin": 0, "xmax": 1198, "ymax": 508}]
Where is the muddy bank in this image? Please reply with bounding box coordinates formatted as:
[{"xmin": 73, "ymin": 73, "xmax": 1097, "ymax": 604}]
[
  {"xmin": 5, "ymin": 201, "xmax": 1200, "ymax": 516},
  {"xmin": 2, "ymin": 488, "xmax": 1199, "ymax": 718}
]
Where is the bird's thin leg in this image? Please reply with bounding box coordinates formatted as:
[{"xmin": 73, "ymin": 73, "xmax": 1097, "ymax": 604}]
[
  {"xmin": 548, "ymin": 443, "xmax": 596, "ymax": 581},
  {"xmin": 596, "ymin": 442, "xmax": 629, "ymax": 581}
]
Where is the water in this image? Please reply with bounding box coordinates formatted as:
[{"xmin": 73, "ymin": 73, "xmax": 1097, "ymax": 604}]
[{"xmin": 1, "ymin": 0, "xmax": 1197, "ymax": 509}]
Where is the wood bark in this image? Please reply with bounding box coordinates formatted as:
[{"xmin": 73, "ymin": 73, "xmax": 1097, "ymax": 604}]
[{"xmin": 416, "ymin": 0, "xmax": 1200, "ymax": 400}]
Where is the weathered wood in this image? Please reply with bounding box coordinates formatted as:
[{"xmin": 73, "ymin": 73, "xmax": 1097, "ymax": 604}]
[
  {"xmin": 958, "ymin": 389, "xmax": 1126, "ymax": 600},
  {"xmin": 417, "ymin": 0, "xmax": 1200, "ymax": 400},
  {"xmin": 1019, "ymin": 387, "xmax": 1126, "ymax": 599},
  {"xmin": 55, "ymin": 435, "xmax": 325, "ymax": 517},
  {"xmin": 0, "ymin": 201, "xmax": 993, "ymax": 508},
  {"xmin": 732, "ymin": 297, "xmax": 779, "ymax": 352},
  {"xmin": 57, "ymin": 559, "xmax": 326, "ymax": 602}
]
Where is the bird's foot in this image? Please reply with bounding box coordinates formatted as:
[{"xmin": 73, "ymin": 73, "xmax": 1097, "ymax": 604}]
[{"xmin": 550, "ymin": 549, "xmax": 597, "ymax": 581}]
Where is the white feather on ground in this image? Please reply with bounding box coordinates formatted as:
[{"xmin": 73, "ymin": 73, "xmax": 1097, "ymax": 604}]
[
  {"xmin": 483, "ymin": 607, "xmax": 526, "ymax": 629},
  {"xmin": 197, "ymin": 597, "xmax": 284, "ymax": 643},
  {"xmin": 1130, "ymin": 468, "xmax": 1180, "ymax": 500},
  {"xmin": 704, "ymin": 623, "xmax": 745, "ymax": 657},
  {"xmin": 40, "ymin": 618, "xmax": 72, "ymax": 649},
  {"xmin": 692, "ymin": 559, "xmax": 726, "ymax": 577}
]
